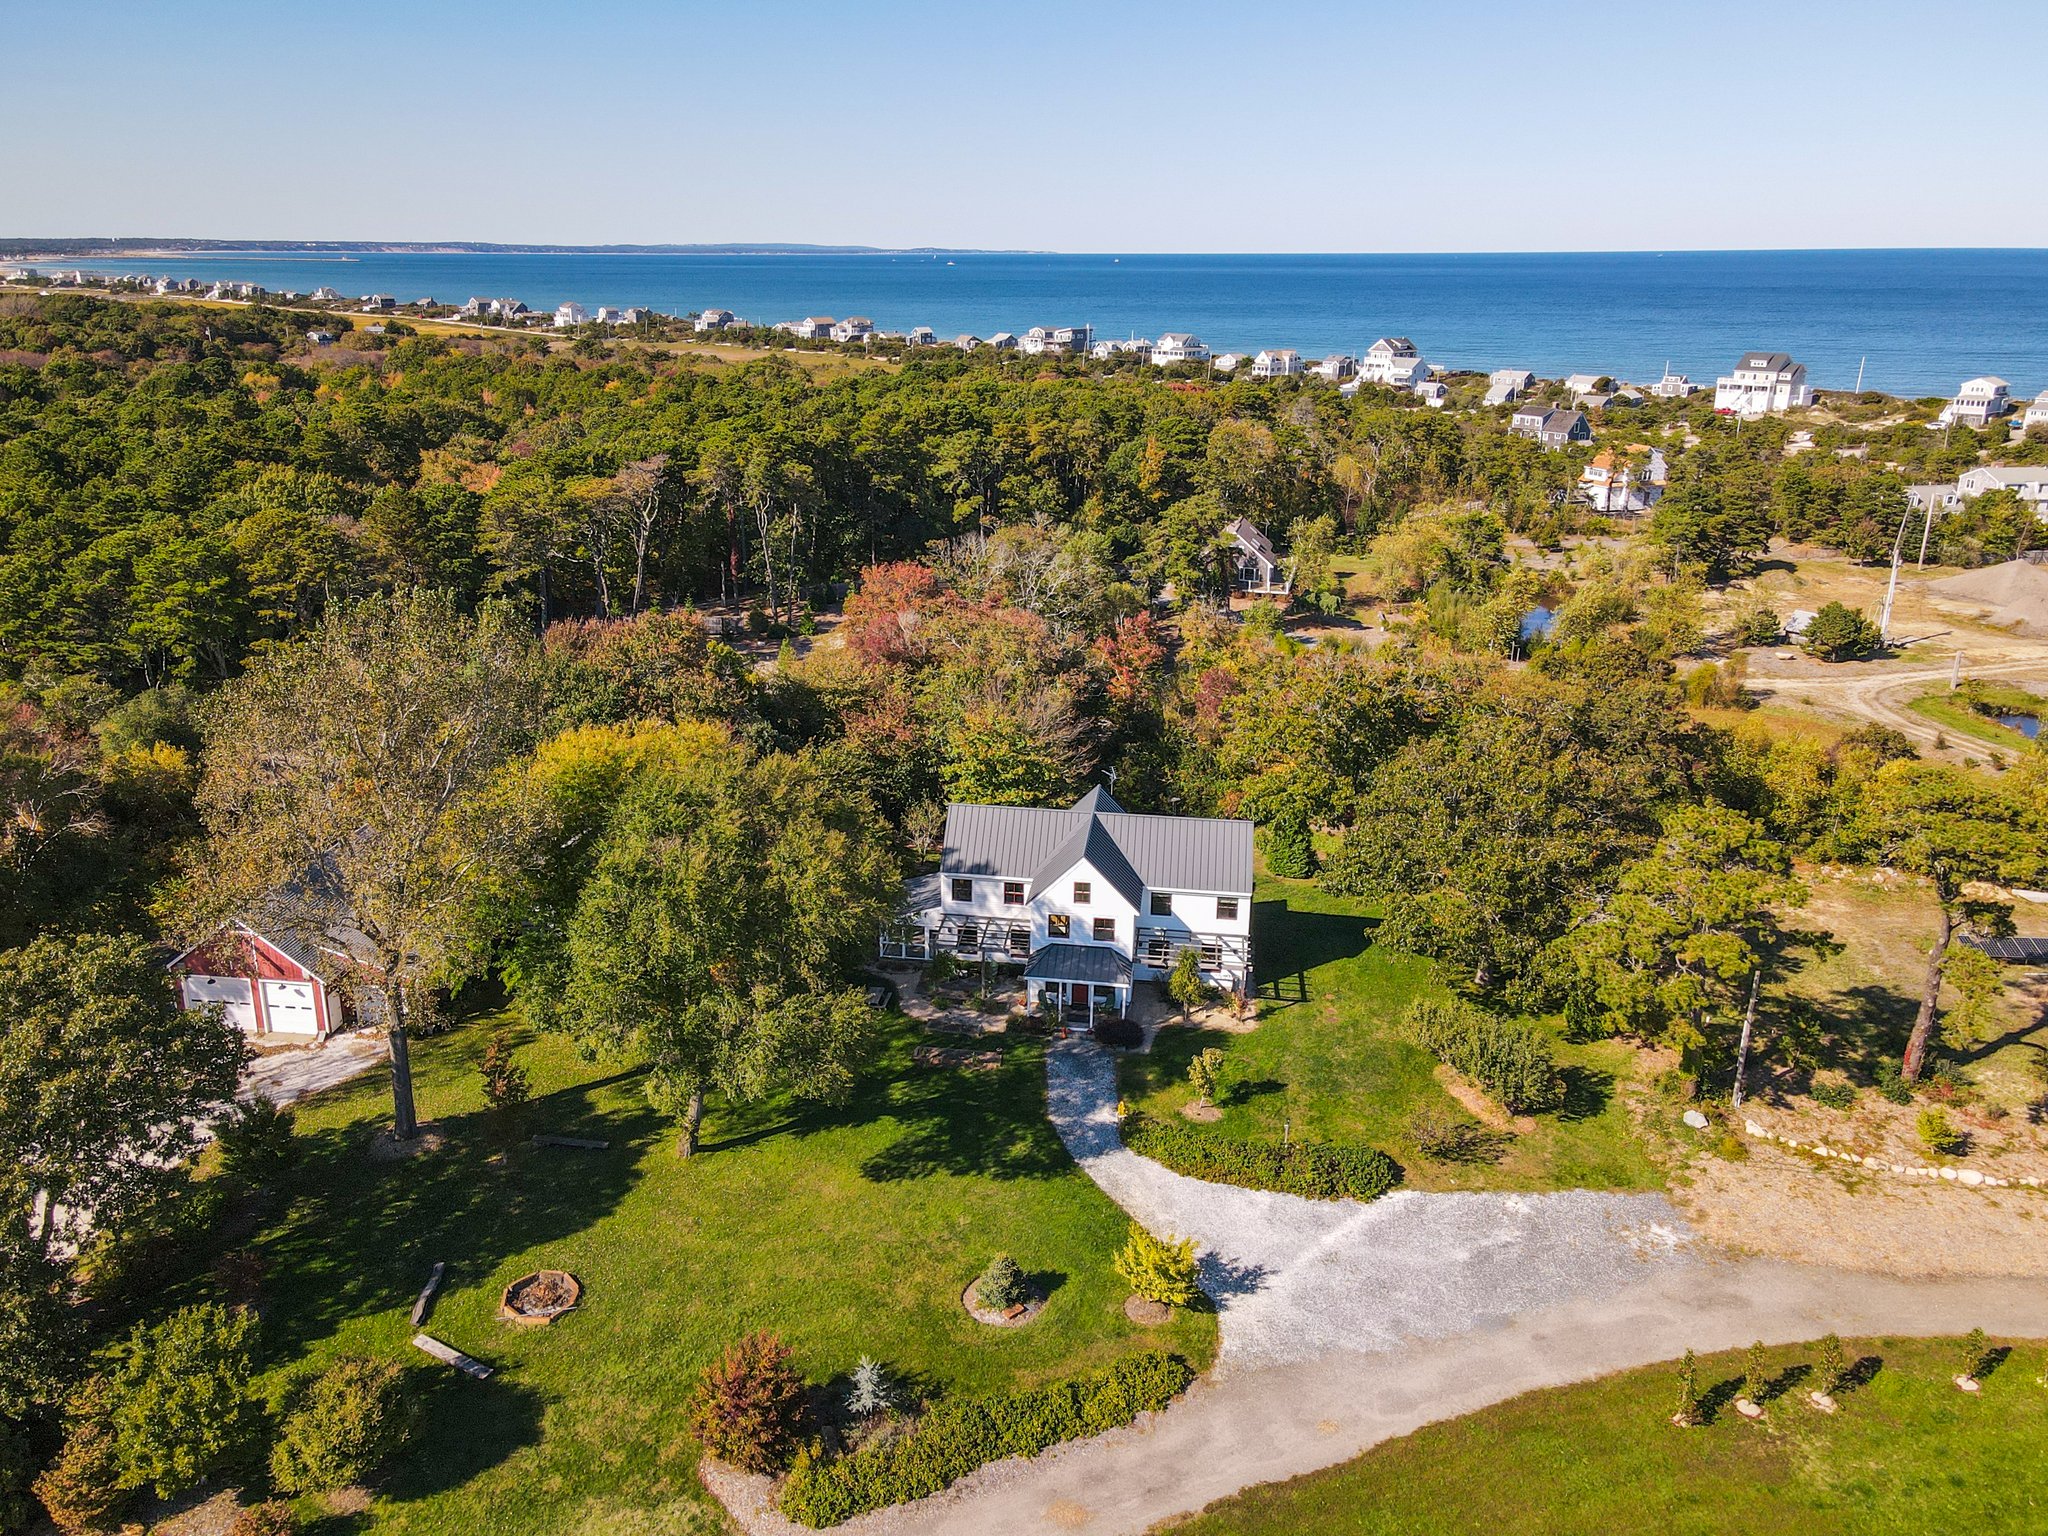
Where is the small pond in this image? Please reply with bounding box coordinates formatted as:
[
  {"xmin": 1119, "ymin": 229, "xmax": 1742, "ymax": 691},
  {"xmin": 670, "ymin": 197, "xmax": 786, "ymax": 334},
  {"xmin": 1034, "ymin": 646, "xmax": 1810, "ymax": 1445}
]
[{"xmin": 1992, "ymin": 712, "xmax": 2041, "ymax": 740}]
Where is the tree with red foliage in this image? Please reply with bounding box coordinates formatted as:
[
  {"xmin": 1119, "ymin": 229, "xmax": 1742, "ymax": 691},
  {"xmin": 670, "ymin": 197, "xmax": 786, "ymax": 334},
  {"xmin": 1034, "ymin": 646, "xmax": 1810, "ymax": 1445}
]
[
  {"xmin": 1093, "ymin": 612, "xmax": 1167, "ymax": 714},
  {"xmin": 842, "ymin": 562, "xmax": 947, "ymax": 665},
  {"xmin": 689, "ymin": 1332, "xmax": 813, "ymax": 1473}
]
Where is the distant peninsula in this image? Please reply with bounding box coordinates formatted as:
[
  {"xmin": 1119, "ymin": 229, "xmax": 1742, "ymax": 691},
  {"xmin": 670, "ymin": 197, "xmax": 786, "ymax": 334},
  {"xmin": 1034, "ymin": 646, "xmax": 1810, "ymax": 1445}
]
[{"xmin": 0, "ymin": 238, "xmax": 1037, "ymax": 260}]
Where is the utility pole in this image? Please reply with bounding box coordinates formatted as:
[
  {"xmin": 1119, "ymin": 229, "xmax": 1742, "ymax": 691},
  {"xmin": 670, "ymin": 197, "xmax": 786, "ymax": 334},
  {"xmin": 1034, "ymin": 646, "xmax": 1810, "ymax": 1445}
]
[
  {"xmin": 1731, "ymin": 968, "xmax": 1762, "ymax": 1111},
  {"xmin": 1878, "ymin": 501, "xmax": 1915, "ymax": 643},
  {"xmin": 1854, "ymin": 355, "xmax": 1867, "ymax": 393},
  {"xmin": 1917, "ymin": 498, "xmax": 1935, "ymax": 568},
  {"xmin": 1952, "ymin": 648, "xmax": 1964, "ymax": 691}
]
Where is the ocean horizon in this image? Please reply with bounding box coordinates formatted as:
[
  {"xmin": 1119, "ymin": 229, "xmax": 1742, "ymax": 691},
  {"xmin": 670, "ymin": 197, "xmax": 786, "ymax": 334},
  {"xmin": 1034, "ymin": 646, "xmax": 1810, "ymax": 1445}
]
[{"xmin": 49, "ymin": 247, "xmax": 2048, "ymax": 396}]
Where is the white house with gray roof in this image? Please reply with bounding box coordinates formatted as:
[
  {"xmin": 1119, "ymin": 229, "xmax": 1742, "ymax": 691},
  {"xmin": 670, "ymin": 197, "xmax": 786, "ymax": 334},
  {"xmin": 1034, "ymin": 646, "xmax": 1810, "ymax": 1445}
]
[
  {"xmin": 1713, "ymin": 352, "xmax": 1812, "ymax": 416},
  {"xmin": 882, "ymin": 787, "xmax": 1254, "ymax": 1020}
]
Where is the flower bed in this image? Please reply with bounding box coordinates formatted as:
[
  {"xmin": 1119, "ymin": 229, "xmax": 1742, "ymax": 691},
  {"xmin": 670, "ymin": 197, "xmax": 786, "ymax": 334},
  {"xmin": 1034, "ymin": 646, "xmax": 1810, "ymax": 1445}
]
[
  {"xmin": 778, "ymin": 1351, "xmax": 1194, "ymax": 1527},
  {"xmin": 1123, "ymin": 1113, "xmax": 1400, "ymax": 1201}
]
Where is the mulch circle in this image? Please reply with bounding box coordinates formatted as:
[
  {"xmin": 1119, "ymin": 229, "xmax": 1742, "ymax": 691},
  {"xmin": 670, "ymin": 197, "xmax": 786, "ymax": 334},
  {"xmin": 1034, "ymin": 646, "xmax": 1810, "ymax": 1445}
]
[
  {"xmin": 1124, "ymin": 1295, "xmax": 1173, "ymax": 1327},
  {"xmin": 368, "ymin": 1124, "xmax": 448, "ymax": 1161},
  {"xmin": 961, "ymin": 1281, "xmax": 1046, "ymax": 1327},
  {"xmin": 1180, "ymin": 1100, "xmax": 1224, "ymax": 1123}
]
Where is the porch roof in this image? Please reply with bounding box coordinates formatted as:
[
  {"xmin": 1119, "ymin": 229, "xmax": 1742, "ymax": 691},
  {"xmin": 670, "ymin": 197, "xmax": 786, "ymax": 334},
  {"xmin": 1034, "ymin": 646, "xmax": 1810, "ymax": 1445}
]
[{"xmin": 1023, "ymin": 943, "xmax": 1132, "ymax": 988}]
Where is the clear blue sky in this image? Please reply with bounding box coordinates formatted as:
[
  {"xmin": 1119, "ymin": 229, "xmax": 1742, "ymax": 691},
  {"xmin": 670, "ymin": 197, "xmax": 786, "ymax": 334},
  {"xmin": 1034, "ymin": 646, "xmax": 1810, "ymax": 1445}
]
[{"xmin": 8, "ymin": 0, "xmax": 2044, "ymax": 252}]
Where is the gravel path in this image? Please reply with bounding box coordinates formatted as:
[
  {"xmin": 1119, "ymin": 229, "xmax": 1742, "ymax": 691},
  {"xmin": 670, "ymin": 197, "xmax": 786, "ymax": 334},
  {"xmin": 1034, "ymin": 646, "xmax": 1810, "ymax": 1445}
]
[
  {"xmin": 240, "ymin": 1031, "xmax": 387, "ymax": 1107},
  {"xmin": 1046, "ymin": 1039, "xmax": 1691, "ymax": 1368}
]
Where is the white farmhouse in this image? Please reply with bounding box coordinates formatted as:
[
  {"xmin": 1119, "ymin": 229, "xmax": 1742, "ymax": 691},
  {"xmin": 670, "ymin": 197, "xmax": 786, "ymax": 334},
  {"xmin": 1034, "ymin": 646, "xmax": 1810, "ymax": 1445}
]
[
  {"xmin": 830, "ymin": 316, "xmax": 874, "ymax": 342},
  {"xmin": 1151, "ymin": 333, "xmax": 1211, "ymax": 366},
  {"xmin": 1713, "ymin": 352, "xmax": 1813, "ymax": 416},
  {"xmin": 1359, "ymin": 337, "xmax": 1427, "ymax": 387},
  {"xmin": 1251, "ymin": 348, "xmax": 1303, "ymax": 378},
  {"xmin": 882, "ymin": 787, "xmax": 1254, "ymax": 1018},
  {"xmin": 1578, "ymin": 448, "xmax": 1668, "ymax": 512},
  {"xmin": 1939, "ymin": 376, "xmax": 2012, "ymax": 428}
]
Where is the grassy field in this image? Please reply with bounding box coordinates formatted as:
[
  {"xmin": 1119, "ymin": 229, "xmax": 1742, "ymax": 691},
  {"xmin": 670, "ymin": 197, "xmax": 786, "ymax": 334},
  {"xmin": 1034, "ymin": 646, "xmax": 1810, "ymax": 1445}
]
[
  {"xmin": 1118, "ymin": 876, "xmax": 1664, "ymax": 1194},
  {"xmin": 1159, "ymin": 1335, "xmax": 2048, "ymax": 1535},
  {"xmin": 201, "ymin": 1013, "xmax": 1213, "ymax": 1534},
  {"xmin": 1906, "ymin": 687, "xmax": 2043, "ymax": 751}
]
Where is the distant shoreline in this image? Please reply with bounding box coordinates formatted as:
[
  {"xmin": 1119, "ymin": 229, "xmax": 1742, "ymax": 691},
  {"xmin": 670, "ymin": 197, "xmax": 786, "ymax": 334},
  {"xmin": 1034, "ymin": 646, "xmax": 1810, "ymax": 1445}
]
[{"xmin": 0, "ymin": 240, "xmax": 1046, "ymax": 261}]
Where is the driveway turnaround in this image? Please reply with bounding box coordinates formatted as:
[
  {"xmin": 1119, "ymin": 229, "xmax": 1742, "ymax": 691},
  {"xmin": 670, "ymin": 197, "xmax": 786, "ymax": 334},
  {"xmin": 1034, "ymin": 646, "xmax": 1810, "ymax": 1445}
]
[
  {"xmin": 240, "ymin": 1031, "xmax": 387, "ymax": 1107},
  {"xmin": 709, "ymin": 1039, "xmax": 2046, "ymax": 1536}
]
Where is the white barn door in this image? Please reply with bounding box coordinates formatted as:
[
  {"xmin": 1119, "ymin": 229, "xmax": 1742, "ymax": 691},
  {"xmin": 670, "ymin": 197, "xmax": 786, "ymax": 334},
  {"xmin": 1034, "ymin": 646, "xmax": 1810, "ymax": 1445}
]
[{"xmin": 260, "ymin": 979, "xmax": 320, "ymax": 1036}]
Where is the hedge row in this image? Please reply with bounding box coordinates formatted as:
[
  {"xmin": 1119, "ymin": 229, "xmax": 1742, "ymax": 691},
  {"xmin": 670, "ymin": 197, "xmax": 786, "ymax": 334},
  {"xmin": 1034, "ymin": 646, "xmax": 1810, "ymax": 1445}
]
[
  {"xmin": 1405, "ymin": 997, "xmax": 1565, "ymax": 1114},
  {"xmin": 1122, "ymin": 1113, "xmax": 1400, "ymax": 1202},
  {"xmin": 779, "ymin": 1351, "xmax": 1194, "ymax": 1527}
]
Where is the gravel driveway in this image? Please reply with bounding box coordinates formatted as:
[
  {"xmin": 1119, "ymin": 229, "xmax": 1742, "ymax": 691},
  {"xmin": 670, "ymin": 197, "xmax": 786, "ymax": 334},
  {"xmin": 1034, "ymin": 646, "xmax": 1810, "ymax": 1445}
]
[
  {"xmin": 1047, "ymin": 1038, "xmax": 1693, "ymax": 1368},
  {"xmin": 240, "ymin": 1031, "xmax": 387, "ymax": 1107}
]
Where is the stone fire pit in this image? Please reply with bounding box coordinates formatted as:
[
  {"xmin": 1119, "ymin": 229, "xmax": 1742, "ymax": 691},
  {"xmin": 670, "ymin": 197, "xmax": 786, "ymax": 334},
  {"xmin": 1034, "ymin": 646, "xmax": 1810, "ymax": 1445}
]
[{"xmin": 498, "ymin": 1269, "xmax": 582, "ymax": 1326}]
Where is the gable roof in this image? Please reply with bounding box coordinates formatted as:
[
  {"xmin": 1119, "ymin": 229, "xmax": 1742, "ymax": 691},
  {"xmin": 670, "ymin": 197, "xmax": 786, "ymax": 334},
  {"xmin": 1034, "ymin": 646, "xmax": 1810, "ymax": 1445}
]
[
  {"xmin": 941, "ymin": 791, "xmax": 1253, "ymax": 897},
  {"xmin": 1222, "ymin": 516, "xmax": 1277, "ymax": 562},
  {"xmin": 1737, "ymin": 351, "xmax": 1795, "ymax": 372}
]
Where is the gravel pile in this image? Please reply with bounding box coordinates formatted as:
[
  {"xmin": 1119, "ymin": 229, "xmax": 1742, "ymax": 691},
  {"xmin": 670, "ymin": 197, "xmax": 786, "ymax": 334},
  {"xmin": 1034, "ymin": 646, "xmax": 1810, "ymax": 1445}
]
[{"xmin": 1047, "ymin": 1041, "xmax": 1696, "ymax": 1368}]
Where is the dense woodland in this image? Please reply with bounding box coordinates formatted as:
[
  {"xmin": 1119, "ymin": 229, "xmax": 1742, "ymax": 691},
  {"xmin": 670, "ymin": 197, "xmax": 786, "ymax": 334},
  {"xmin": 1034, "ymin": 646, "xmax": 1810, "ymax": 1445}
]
[{"xmin": 1, "ymin": 295, "xmax": 2045, "ymax": 1531}]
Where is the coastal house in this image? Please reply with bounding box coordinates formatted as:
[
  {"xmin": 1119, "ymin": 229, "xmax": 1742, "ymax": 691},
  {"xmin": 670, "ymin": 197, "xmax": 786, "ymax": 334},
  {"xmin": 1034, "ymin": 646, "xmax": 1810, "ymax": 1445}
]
[
  {"xmin": 1212, "ymin": 354, "xmax": 1243, "ymax": 373},
  {"xmin": 1251, "ymin": 348, "xmax": 1303, "ymax": 378},
  {"xmin": 1359, "ymin": 337, "xmax": 1427, "ymax": 387},
  {"xmin": 2024, "ymin": 392, "xmax": 2048, "ymax": 434},
  {"xmin": 305, "ymin": 330, "xmax": 336, "ymax": 346},
  {"xmin": 906, "ymin": 325, "xmax": 937, "ymax": 346},
  {"xmin": 1017, "ymin": 325, "xmax": 1089, "ymax": 355},
  {"xmin": 310, "ymin": 286, "xmax": 341, "ymax": 302},
  {"xmin": 953, "ymin": 333, "xmax": 985, "ymax": 350},
  {"xmin": 1562, "ymin": 373, "xmax": 1607, "ymax": 401},
  {"xmin": 695, "ymin": 308, "xmax": 736, "ymax": 332},
  {"xmin": 1713, "ymin": 352, "xmax": 1813, "ymax": 416},
  {"xmin": 830, "ymin": 316, "xmax": 875, "ymax": 342},
  {"xmin": 361, "ymin": 294, "xmax": 396, "ymax": 311},
  {"xmin": 594, "ymin": 307, "xmax": 626, "ymax": 325},
  {"xmin": 1652, "ymin": 368, "xmax": 1695, "ymax": 398},
  {"xmin": 1092, "ymin": 336, "xmax": 1153, "ymax": 360},
  {"xmin": 880, "ymin": 787, "xmax": 1254, "ymax": 1019},
  {"xmin": 988, "ymin": 332, "xmax": 1019, "ymax": 351},
  {"xmin": 782, "ymin": 316, "xmax": 834, "ymax": 339},
  {"xmin": 1956, "ymin": 465, "xmax": 2048, "ymax": 513},
  {"xmin": 1313, "ymin": 354, "xmax": 1356, "ymax": 380},
  {"xmin": 554, "ymin": 302, "xmax": 590, "ymax": 328},
  {"xmin": 1939, "ymin": 376, "xmax": 2013, "ymax": 428},
  {"xmin": 1415, "ymin": 379, "xmax": 1450, "ymax": 409},
  {"xmin": 1577, "ymin": 447, "xmax": 1668, "ymax": 512},
  {"xmin": 1223, "ymin": 516, "xmax": 1291, "ymax": 596},
  {"xmin": 1906, "ymin": 483, "xmax": 1965, "ymax": 515},
  {"xmin": 1151, "ymin": 333, "xmax": 1211, "ymax": 366},
  {"xmin": 1483, "ymin": 368, "xmax": 1535, "ymax": 406},
  {"xmin": 1510, "ymin": 405, "xmax": 1592, "ymax": 449}
]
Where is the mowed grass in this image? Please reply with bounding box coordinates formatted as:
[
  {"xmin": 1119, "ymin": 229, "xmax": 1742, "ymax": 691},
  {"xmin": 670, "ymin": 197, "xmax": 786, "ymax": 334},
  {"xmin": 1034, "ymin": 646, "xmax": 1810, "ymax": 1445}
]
[
  {"xmin": 1118, "ymin": 877, "xmax": 1663, "ymax": 1193},
  {"xmin": 1905, "ymin": 688, "xmax": 2041, "ymax": 751},
  {"xmin": 1159, "ymin": 1335, "xmax": 2048, "ymax": 1536},
  {"xmin": 224, "ymin": 1013, "xmax": 1214, "ymax": 1535}
]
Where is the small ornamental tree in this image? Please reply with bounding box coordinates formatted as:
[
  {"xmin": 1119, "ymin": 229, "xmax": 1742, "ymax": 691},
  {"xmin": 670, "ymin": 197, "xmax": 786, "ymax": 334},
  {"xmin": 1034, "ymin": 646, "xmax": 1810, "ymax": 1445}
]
[
  {"xmin": 1186, "ymin": 1048, "xmax": 1225, "ymax": 1105},
  {"xmin": 33, "ymin": 1379, "xmax": 125, "ymax": 1536},
  {"xmin": 1167, "ymin": 948, "xmax": 1212, "ymax": 1022},
  {"xmin": 1917, "ymin": 1107, "xmax": 1966, "ymax": 1156},
  {"xmin": 1671, "ymin": 1349, "xmax": 1701, "ymax": 1427},
  {"xmin": 215, "ymin": 1095, "xmax": 300, "ymax": 1187},
  {"xmin": 109, "ymin": 1302, "xmax": 256, "ymax": 1497},
  {"xmin": 477, "ymin": 1029, "xmax": 531, "ymax": 1114},
  {"xmin": 845, "ymin": 1357, "xmax": 896, "ymax": 1420},
  {"xmin": 1957, "ymin": 1328, "xmax": 1989, "ymax": 1385},
  {"xmin": 1113, "ymin": 1223, "xmax": 1202, "ymax": 1308},
  {"xmin": 269, "ymin": 1356, "xmax": 417, "ymax": 1495},
  {"xmin": 974, "ymin": 1255, "xmax": 1031, "ymax": 1312},
  {"xmin": 1741, "ymin": 1340, "xmax": 1770, "ymax": 1406},
  {"xmin": 1816, "ymin": 1333, "xmax": 1847, "ymax": 1399},
  {"xmin": 690, "ymin": 1332, "xmax": 811, "ymax": 1473}
]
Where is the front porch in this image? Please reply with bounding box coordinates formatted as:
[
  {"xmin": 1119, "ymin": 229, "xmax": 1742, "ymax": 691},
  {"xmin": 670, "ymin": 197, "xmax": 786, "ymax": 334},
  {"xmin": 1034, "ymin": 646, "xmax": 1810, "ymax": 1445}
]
[{"xmin": 1023, "ymin": 943, "xmax": 1133, "ymax": 1025}]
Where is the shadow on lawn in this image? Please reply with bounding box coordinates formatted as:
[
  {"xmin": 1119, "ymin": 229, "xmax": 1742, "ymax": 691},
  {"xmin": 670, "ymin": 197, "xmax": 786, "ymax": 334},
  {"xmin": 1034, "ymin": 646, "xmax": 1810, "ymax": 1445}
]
[
  {"xmin": 1252, "ymin": 901, "xmax": 1376, "ymax": 1009},
  {"xmin": 1556, "ymin": 1064, "xmax": 1615, "ymax": 1123},
  {"xmin": 859, "ymin": 1049, "xmax": 1074, "ymax": 1183}
]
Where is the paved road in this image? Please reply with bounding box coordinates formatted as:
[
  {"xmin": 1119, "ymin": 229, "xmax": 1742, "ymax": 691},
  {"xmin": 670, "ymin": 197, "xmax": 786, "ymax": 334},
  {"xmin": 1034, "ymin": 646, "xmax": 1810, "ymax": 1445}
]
[{"xmin": 722, "ymin": 1040, "xmax": 2047, "ymax": 1536}]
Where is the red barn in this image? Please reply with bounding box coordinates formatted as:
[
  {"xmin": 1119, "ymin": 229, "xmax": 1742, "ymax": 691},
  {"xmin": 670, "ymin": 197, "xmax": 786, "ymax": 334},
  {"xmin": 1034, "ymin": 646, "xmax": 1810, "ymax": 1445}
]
[{"xmin": 169, "ymin": 919, "xmax": 350, "ymax": 1041}]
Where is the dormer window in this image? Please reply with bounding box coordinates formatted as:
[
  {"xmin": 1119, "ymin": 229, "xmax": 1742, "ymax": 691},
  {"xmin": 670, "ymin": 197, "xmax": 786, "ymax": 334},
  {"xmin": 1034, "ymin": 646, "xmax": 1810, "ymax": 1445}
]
[
  {"xmin": 950, "ymin": 878, "xmax": 972, "ymax": 903},
  {"xmin": 1003, "ymin": 881, "xmax": 1024, "ymax": 906},
  {"xmin": 1072, "ymin": 881, "xmax": 1091, "ymax": 904}
]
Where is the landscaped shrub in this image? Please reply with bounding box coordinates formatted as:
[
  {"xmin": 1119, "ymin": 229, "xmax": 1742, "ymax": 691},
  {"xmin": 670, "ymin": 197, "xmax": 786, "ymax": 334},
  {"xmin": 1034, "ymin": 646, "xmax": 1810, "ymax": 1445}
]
[
  {"xmin": 1816, "ymin": 1333, "xmax": 1847, "ymax": 1399},
  {"xmin": 476, "ymin": 1029, "xmax": 531, "ymax": 1113},
  {"xmin": 973, "ymin": 1255, "xmax": 1031, "ymax": 1311},
  {"xmin": 1917, "ymin": 1107, "xmax": 1966, "ymax": 1156},
  {"xmin": 690, "ymin": 1332, "xmax": 812, "ymax": 1474},
  {"xmin": 108, "ymin": 1302, "xmax": 256, "ymax": 1498},
  {"xmin": 1741, "ymin": 1340, "xmax": 1769, "ymax": 1405},
  {"xmin": 34, "ymin": 1380, "xmax": 125, "ymax": 1536},
  {"xmin": 1875, "ymin": 1059, "xmax": 1914, "ymax": 1105},
  {"xmin": 1112, "ymin": 1223, "xmax": 1201, "ymax": 1307},
  {"xmin": 1259, "ymin": 809, "xmax": 1318, "ymax": 879},
  {"xmin": 214, "ymin": 1095, "xmax": 300, "ymax": 1186},
  {"xmin": 1403, "ymin": 998, "xmax": 1565, "ymax": 1115},
  {"xmin": 1957, "ymin": 1328, "xmax": 1989, "ymax": 1383},
  {"xmin": 1186, "ymin": 1048, "xmax": 1225, "ymax": 1104},
  {"xmin": 1811, "ymin": 1080, "xmax": 1857, "ymax": 1112},
  {"xmin": 268, "ymin": 1356, "xmax": 417, "ymax": 1495},
  {"xmin": 1404, "ymin": 1109, "xmax": 1507, "ymax": 1164},
  {"xmin": 779, "ymin": 1352, "xmax": 1194, "ymax": 1527},
  {"xmin": 1167, "ymin": 948, "xmax": 1217, "ymax": 1020},
  {"xmin": 1122, "ymin": 1113, "xmax": 1399, "ymax": 1201},
  {"xmin": 228, "ymin": 1501, "xmax": 299, "ymax": 1536},
  {"xmin": 1670, "ymin": 1349, "xmax": 1700, "ymax": 1427},
  {"xmin": 1093, "ymin": 1016, "xmax": 1142, "ymax": 1050}
]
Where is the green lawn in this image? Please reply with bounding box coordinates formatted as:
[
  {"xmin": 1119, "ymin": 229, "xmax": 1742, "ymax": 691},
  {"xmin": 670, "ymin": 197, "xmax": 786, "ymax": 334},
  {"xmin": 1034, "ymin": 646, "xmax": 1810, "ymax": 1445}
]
[
  {"xmin": 207, "ymin": 1013, "xmax": 1214, "ymax": 1535},
  {"xmin": 1159, "ymin": 1336, "xmax": 2048, "ymax": 1535},
  {"xmin": 1119, "ymin": 877, "xmax": 1664, "ymax": 1193},
  {"xmin": 1905, "ymin": 687, "xmax": 2041, "ymax": 751}
]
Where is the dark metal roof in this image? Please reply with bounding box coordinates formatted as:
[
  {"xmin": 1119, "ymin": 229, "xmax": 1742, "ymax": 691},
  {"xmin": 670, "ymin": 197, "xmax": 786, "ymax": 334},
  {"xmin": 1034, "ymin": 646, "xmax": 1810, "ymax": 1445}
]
[
  {"xmin": 1966, "ymin": 935, "xmax": 2048, "ymax": 964},
  {"xmin": 1028, "ymin": 816, "xmax": 1145, "ymax": 910},
  {"xmin": 1223, "ymin": 516, "xmax": 1278, "ymax": 563},
  {"xmin": 942, "ymin": 792, "xmax": 1254, "ymax": 897},
  {"xmin": 1023, "ymin": 943, "xmax": 1133, "ymax": 986}
]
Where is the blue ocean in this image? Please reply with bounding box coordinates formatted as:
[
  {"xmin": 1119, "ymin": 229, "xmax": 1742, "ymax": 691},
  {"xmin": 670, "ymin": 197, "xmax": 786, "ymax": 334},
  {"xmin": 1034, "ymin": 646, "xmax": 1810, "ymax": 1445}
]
[{"xmin": 67, "ymin": 248, "xmax": 2048, "ymax": 397}]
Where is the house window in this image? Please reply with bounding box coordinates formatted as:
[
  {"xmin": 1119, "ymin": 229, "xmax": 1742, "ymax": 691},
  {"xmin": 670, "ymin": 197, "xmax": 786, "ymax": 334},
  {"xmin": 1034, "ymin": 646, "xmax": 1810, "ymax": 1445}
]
[
  {"xmin": 1048, "ymin": 914, "xmax": 1070, "ymax": 939},
  {"xmin": 1216, "ymin": 897, "xmax": 1239, "ymax": 922},
  {"xmin": 1002, "ymin": 881, "xmax": 1024, "ymax": 906},
  {"xmin": 1008, "ymin": 928, "xmax": 1030, "ymax": 959},
  {"xmin": 950, "ymin": 877, "xmax": 972, "ymax": 903},
  {"xmin": 1145, "ymin": 935, "xmax": 1170, "ymax": 967},
  {"xmin": 1092, "ymin": 917, "xmax": 1116, "ymax": 943},
  {"xmin": 1150, "ymin": 892, "xmax": 1173, "ymax": 916},
  {"xmin": 956, "ymin": 924, "xmax": 979, "ymax": 952},
  {"xmin": 1072, "ymin": 881, "xmax": 1091, "ymax": 904},
  {"xmin": 1200, "ymin": 941, "xmax": 1222, "ymax": 970}
]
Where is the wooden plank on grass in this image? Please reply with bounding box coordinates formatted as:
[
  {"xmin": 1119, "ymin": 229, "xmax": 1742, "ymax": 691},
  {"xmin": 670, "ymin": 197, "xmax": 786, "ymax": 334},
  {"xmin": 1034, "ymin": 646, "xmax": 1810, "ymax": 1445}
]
[
  {"xmin": 532, "ymin": 1134, "xmax": 611, "ymax": 1150},
  {"xmin": 412, "ymin": 1332, "xmax": 493, "ymax": 1379},
  {"xmin": 410, "ymin": 1260, "xmax": 446, "ymax": 1326}
]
